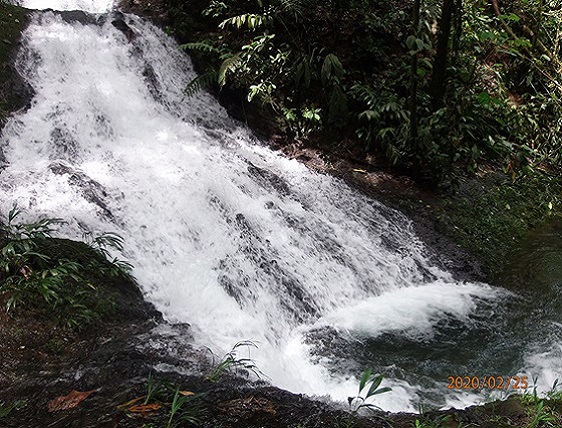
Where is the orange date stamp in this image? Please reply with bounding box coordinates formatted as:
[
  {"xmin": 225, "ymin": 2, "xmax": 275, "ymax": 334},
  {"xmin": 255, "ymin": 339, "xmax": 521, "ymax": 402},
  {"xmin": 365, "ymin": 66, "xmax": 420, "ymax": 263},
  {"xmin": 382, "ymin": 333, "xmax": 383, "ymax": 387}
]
[{"xmin": 447, "ymin": 375, "xmax": 529, "ymax": 390}]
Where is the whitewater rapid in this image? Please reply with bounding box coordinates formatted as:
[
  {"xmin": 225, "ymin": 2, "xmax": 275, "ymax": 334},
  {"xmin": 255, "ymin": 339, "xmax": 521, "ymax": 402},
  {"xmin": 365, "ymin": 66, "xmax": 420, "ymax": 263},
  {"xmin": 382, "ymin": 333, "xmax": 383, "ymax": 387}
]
[{"xmin": 2, "ymin": 0, "xmax": 560, "ymax": 412}]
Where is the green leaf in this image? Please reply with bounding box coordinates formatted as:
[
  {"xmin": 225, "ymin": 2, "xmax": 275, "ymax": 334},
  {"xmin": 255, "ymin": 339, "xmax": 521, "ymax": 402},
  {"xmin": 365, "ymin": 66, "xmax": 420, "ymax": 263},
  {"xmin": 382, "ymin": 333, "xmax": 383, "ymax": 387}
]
[
  {"xmin": 180, "ymin": 41, "xmax": 222, "ymax": 55},
  {"xmin": 370, "ymin": 386, "xmax": 392, "ymax": 396},
  {"xmin": 406, "ymin": 35, "xmax": 416, "ymax": 50},
  {"xmin": 366, "ymin": 374, "xmax": 383, "ymax": 397},
  {"xmin": 321, "ymin": 53, "xmax": 344, "ymax": 85},
  {"xmin": 185, "ymin": 71, "xmax": 218, "ymax": 97},
  {"xmin": 359, "ymin": 368, "xmax": 373, "ymax": 392},
  {"xmin": 219, "ymin": 14, "xmax": 270, "ymax": 30}
]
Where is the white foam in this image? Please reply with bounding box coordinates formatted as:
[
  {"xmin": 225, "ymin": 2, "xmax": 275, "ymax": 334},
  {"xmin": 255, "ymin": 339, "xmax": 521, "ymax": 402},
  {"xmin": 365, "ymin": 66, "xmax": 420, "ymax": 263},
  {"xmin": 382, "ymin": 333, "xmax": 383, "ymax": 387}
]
[
  {"xmin": 318, "ymin": 281, "xmax": 502, "ymax": 340},
  {"xmin": 524, "ymin": 339, "xmax": 562, "ymax": 394},
  {"xmin": 21, "ymin": 0, "xmax": 113, "ymax": 13}
]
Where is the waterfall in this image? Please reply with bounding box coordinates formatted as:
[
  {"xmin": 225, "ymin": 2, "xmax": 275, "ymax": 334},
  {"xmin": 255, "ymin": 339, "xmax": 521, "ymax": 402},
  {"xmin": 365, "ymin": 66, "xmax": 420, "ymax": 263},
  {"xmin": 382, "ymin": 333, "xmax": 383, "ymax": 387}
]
[{"xmin": 2, "ymin": 0, "xmax": 560, "ymax": 413}]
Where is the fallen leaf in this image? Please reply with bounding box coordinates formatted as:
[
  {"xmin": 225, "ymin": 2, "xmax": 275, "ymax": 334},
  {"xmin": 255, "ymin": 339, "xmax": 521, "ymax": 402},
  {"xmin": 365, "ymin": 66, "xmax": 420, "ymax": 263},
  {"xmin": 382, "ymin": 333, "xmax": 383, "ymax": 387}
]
[
  {"xmin": 128, "ymin": 403, "xmax": 162, "ymax": 414},
  {"xmin": 179, "ymin": 391, "xmax": 195, "ymax": 397},
  {"xmin": 117, "ymin": 396, "xmax": 145, "ymax": 410},
  {"xmin": 48, "ymin": 389, "xmax": 97, "ymax": 412},
  {"xmin": 352, "ymin": 168, "xmax": 367, "ymax": 174}
]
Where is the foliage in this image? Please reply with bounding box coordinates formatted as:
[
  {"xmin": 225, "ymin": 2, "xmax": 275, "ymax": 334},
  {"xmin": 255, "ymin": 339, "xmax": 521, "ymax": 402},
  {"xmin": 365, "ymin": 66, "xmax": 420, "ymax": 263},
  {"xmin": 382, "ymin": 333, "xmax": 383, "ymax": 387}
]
[
  {"xmin": 179, "ymin": 0, "xmax": 354, "ymax": 137},
  {"xmin": 0, "ymin": 2, "xmax": 28, "ymax": 114},
  {"xmin": 170, "ymin": 0, "xmax": 562, "ymax": 185},
  {"xmin": 517, "ymin": 379, "xmax": 562, "ymax": 428},
  {"xmin": 0, "ymin": 400, "xmax": 26, "ymax": 418},
  {"xmin": 339, "ymin": 368, "xmax": 392, "ymax": 428},
  {"xmin": 427, "ymin": 168, "xmax": 562, "ymax": 276},
  {"xmin": 0, "ymin": 206, "xmax": 133, "ymax": 328},
  {"xmin": 207, "ymin": 340, "xmax": 263, "ymax": 382},
  {"xmin": 82, "ymin": 231, "xmax": 134, "ymax": 280},
  {"xmin": 119, "ymin": 375, "xmax": 201, "ymax": 428},
  {"xmin": 413, "ymin": 415, "xmax": 453, "ymax": 428},
  {"xmin": 348, "ymin": 368, "xmax": 392, "ymax": 413}
]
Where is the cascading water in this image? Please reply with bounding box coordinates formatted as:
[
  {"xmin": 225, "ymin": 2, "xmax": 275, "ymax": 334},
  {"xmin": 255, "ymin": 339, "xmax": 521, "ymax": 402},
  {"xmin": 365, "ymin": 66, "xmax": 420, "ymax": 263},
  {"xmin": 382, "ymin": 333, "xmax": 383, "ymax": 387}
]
[{"xmin": 2, "ymin": 0, "xmax": 562, "ymax": 413}]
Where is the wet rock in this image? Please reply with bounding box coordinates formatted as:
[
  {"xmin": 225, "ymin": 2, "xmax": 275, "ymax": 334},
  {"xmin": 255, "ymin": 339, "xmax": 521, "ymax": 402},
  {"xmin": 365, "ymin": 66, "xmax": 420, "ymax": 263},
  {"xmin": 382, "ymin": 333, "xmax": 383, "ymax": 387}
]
[
  {"xmin": 111, "ymin": 13, "xmax": 135, "ymax": 42},
  {"xmin": 49, "ymin": 161, "xmax": 114, "ymax": 219},
  {"xmin": 247, "ymin": 161, "xmax": 291, "ymax": 196},
  {"xmin": 57, "ymin": 10, "xmax": 99, "ymax": 25}
]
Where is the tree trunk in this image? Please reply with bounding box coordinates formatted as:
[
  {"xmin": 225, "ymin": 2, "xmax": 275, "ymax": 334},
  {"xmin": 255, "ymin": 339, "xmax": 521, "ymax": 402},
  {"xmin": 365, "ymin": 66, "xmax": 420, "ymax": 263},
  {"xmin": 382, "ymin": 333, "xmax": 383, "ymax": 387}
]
[
  {"xmin": 452, "ymin": 0, "xmax": 463, "ymax": 58},
  {"xmin": 409, "ymin": 0, "xmax": 421, "ymax": 144},
  {"xmin": 430, "ymin": 0, "xmax": 455, "ymax": 110}
]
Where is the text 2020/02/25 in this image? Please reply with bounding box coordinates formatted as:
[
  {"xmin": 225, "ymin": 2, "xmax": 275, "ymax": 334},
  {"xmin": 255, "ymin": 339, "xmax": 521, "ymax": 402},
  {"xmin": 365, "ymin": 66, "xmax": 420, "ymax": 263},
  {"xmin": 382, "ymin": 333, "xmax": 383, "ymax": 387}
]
[{"xmin": 447, "ymin": 375, "xmax": 529, "ymax": 390}]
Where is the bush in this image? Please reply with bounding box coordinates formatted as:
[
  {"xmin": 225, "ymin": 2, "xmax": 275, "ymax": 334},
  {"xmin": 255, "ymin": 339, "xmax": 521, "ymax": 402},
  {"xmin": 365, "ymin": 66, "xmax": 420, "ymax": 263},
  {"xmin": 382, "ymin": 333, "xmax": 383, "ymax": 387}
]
[{"xmin": 0, "ymin": 206, "xmax": 133, "ymax": 329}]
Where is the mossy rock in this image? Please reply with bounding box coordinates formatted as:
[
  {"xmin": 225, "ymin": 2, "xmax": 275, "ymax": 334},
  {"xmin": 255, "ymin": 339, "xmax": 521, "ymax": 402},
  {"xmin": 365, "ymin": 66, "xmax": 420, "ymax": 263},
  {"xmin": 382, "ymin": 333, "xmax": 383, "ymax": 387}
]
[{"xmin": 32, "ymin": 237, "xmax": 153, "ymax": 324}]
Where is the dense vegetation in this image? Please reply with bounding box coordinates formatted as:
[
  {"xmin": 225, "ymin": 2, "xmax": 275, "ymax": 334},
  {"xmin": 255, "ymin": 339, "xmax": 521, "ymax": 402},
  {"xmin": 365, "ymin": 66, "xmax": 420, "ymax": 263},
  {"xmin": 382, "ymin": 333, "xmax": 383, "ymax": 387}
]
[
  {"xmin": 0, "ymin": 207, "xmax": 134, "ymax": 328},
  {"xmin": 155, "ymin": 0, "xmax": 562, "ymax": 275},
  {"xmin": 162, "ymin": 0, "xmax": 561, "ymax": 183}
]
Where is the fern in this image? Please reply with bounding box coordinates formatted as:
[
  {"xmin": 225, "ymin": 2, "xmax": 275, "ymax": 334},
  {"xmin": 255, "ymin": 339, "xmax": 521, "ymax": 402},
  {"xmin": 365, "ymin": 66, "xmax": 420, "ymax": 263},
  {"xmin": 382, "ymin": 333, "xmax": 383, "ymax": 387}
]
[
  {"xmin": 202, "ymin": 0, "xmax": 228, "ymax": 18},
  {"xmin": 276, "ymin": 0, "xmax": 313, "ymax": 19},
  {"xmin": 180, "ymin": 41, "xmax": 222, "ymax": 55},
  {"xmin": 218, "ymin": 53, "xmax": 242, "ymax": 88},
  {"xmin": 350, "ymin": 84, "xmax": 376, "ymax": 104},
  {"xmin": 185, "ymin": 72, "xmax": 218, "ymax": 97}
]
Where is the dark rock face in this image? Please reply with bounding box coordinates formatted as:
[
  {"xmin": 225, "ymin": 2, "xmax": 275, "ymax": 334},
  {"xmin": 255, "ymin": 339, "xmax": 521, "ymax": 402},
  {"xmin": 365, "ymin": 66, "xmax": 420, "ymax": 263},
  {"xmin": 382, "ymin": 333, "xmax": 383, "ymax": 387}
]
[
  {"xmin": 49, "ymin": 161, "xmax": 115, "ymax": 219},
  {"xmin": 111, "ymin": 11, "xmax": 136, "ymax": 42},
  {"xmin": 0, "ymin": 5, "xmax": 34, "ymax": 134},
  {"xmin": 57, "ymin": 9, "xmax": 100, "ymax": 25},
  {"xmin": 0, "ymin": 61, "xmax": 34, "ymax": 115}
]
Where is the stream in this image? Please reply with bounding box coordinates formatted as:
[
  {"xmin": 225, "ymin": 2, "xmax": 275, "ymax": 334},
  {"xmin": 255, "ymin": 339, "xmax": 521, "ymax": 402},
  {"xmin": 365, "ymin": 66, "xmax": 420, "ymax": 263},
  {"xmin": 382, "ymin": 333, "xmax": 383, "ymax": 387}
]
[{"xmin": 2, "ymin": 0, "xmax": 561, "ymax": 413}]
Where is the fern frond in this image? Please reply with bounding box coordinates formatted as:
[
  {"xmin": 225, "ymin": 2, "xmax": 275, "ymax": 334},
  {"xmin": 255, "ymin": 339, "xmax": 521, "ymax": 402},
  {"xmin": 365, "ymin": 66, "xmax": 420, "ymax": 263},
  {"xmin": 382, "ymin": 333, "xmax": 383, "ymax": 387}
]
[
  {"xmin": 180, "ymin": 41, "xmax": 222, "ymax": 55},
  {"xmin": 359, "ymin": 110, "xmax": 380, "ymax": 121},
  {"xmin": 218, "ymin": 53, "xmax": 242, "ymax": 88},
  {"xmin": 277, "ymin": 0, "xmax": 313, "ymax": 18},
  {"xmin": 350, "ymin": 84, "xmax": 378, "ymax": 107},
  {"xmin": 185, "ymin": 71, "xmax": 218, "ymax": 97}
]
